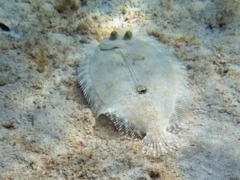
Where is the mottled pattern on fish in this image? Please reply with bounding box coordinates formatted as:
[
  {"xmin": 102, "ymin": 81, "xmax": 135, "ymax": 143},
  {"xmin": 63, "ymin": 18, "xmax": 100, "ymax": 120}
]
[{"xmin": 78, "ymin": 31, "xmax": 189, "ymax": 156}]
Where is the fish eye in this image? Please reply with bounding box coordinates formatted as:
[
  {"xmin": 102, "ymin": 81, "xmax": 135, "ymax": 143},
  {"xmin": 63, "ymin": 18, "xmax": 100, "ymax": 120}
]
[
  {"xmin": 123, "ymin": 30, "xmax": 132, "ymax": 40},
  {"xmin": 109, "ymin": 31, "xmax": 118, "ymax": 40}
]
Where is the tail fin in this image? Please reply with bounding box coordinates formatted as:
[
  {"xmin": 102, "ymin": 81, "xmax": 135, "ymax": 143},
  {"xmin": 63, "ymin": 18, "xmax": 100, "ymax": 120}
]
[{"xmin": 142, "ymin": 130, "xmax": 179, "ymax": 157}]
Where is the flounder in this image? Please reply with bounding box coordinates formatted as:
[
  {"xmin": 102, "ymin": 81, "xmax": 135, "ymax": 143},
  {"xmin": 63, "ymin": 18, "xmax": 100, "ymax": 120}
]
[{"xmin": 78, "ymin": 31, "xmax": 189, "ymax": 156}]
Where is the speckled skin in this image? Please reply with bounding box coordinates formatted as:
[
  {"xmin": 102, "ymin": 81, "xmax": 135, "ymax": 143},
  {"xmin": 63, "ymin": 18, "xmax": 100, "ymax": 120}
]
[{"xmin": 78, "ymin": 31, "xmax": 188, "ymax": 156}]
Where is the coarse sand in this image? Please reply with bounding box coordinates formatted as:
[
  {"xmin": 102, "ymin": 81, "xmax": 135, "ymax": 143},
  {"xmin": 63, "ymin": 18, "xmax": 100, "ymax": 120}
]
[{"xmin": 0, "ymin": 0, "xmax": 239, "ymax": 179}]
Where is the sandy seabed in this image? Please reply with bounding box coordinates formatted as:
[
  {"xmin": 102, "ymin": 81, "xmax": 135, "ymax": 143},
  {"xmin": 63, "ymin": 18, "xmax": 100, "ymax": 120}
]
[{"xmin": 0, "ymin": 0, "xmax": 239, "ymax": 179}]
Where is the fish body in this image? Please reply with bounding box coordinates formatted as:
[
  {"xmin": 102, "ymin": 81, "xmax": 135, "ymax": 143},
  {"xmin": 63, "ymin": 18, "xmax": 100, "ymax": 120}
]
[{"xmin": 78, "ymin": 31, "xmax": 189, "ymax": 156}]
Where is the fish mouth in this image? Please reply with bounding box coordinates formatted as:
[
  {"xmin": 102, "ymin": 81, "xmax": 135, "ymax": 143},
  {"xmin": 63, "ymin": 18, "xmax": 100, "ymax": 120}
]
[{"xmin": 99, "ymin": 46, "xmax": 119, "ymax": 51}]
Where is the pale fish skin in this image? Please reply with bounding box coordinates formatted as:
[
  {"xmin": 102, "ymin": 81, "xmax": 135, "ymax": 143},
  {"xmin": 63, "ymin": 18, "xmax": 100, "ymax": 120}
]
[{"xmin": 78, "ymin": 31, "xmax": 189, "ymax": 156}]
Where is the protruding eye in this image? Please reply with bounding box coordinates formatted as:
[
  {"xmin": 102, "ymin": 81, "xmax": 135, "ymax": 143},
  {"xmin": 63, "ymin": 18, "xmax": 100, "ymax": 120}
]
[
  {"xmin": 109, "ymin": 31, "xmax": 118, "ymax": 40},
  {"xmin": 123, "ymin": 31, "xmax": 132, "ymax": 40}
]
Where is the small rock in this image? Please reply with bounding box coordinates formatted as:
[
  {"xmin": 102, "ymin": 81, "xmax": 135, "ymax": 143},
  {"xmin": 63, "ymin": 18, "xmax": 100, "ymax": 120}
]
[
  {"xmin": 1, "ymin": 118, "xmax": 19, "ymax": 130},
  {"xmin": 0, "ymin": 22, "xmax": 10, "ymax": 32}
]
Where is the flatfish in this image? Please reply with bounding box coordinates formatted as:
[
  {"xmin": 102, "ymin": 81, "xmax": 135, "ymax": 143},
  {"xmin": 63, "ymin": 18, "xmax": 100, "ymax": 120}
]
[{"xmin": 78, "ymin": 31, "xmax": 189, "ymax": 156}]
